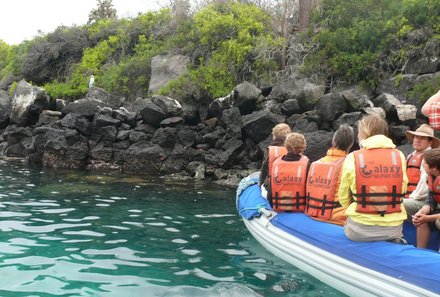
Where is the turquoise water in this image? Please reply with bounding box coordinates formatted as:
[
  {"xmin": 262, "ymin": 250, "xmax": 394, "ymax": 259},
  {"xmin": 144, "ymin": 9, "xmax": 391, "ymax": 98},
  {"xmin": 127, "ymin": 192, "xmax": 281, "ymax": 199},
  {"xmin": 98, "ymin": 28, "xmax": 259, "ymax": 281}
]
[{"xmin": 0, "ymin": 158, "xmax": 345, "ymax": 297}]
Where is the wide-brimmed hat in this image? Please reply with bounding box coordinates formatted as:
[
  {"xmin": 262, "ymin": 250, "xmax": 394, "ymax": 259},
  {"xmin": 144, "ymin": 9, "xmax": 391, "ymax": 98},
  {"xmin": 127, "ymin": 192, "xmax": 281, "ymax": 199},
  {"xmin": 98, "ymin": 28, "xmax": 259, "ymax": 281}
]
[{"xmin": 405, "ymin": 124, "xmax": 440, "ymax": 148}]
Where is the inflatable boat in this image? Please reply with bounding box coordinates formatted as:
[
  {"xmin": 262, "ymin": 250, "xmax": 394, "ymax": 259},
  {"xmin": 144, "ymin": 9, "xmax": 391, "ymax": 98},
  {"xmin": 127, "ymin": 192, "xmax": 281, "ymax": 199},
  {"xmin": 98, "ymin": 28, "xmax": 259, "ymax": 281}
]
[{"xmin": 236, "ymin": 173, "xmax": 440, "ymax": 297}]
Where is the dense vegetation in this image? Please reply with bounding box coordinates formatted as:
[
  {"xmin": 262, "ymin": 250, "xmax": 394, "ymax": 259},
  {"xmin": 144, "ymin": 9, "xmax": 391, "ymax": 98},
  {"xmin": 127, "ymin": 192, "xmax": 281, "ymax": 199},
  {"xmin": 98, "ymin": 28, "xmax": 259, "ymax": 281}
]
[{"xmin": 0, "ymin": 0, "xmax": 439, "ymax": 102}]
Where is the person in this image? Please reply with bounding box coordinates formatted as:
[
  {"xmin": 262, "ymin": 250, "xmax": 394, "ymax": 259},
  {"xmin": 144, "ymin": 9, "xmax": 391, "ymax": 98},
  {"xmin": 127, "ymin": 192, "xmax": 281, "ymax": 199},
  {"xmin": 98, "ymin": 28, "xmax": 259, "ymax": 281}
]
[
  {"xmin": 306, "ymin": 124, "xmax": 355, "ymax": 225},
  {"xmin": 421, "ymin": 89, "xmax": 440, "ymax": 117},
  {"xmin": 338, "ymin": 115, "xmax": 408, "ymax": 242},
  {"xmin": 411, "ymin": 148, "xmax": 440, "ymax": 250},
  {"xmin": 269, "ymin": 132, "xmax": 309, "ymax": 212},
  {"xmin": 259, "ymin": 123, "xmax": 291, "ymax": 188},
  {"xmin": 403, "ymin": 124, "xmax": 440, "ymax": 220}
]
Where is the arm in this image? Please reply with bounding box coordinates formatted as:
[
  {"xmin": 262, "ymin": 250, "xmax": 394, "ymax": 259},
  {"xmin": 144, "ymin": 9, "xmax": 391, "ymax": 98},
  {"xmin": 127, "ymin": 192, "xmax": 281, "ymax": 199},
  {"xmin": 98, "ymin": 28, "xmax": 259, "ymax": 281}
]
[
  {"xmin": 400, "ymin": 151, "xmax": 408, "ymax": 194},
  {"xmin": 412, "ymin": 192, "xmax": 437, "ymax": 226},
  {"xmin": 413, "ymin": 208, "xmax": 440, "ymax": 226},
  {"xmin": 259, "ymin": 156, "xmax": 269, "ymax": 186},
  {"xmin": 421, "ymin": 89, "xmax": 440, "ymax": 117},
  {"xmin": 337, "ymin": 153, "xmax": 355, "ymax": 208}
]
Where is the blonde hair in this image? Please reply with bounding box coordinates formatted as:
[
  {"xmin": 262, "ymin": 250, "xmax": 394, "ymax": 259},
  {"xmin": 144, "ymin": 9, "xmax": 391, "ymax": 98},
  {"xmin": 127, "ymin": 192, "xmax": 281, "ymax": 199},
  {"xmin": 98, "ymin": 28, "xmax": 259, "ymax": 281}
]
[
  {"xmin": 272, "ymin": 123, "xmax": 291, "ymax": 140},
  {"xmin": 358, "ymin": 115, "xmax": 388, "ymax": 139},
  {"xmin": 284, "ymin": 132, "xmax": 307, "ymax": 154}
]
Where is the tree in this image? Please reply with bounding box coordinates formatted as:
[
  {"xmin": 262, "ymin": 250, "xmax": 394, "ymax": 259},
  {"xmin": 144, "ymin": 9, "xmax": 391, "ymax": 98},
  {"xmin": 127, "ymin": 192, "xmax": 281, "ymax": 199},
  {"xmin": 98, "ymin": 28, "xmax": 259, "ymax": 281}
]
[
  {"xmin": 88, "ymin": 0, "xmax": 117, "ymax": 24},
  {"xmin": 298, "ymin": 0, "xmax": 312, "ymax": 31}
]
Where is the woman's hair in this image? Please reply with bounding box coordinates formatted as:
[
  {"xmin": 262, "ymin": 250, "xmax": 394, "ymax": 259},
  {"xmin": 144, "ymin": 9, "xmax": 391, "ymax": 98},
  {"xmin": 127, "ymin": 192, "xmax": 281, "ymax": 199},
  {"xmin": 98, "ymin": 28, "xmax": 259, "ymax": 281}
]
[
  {"xmin": 284, "ymin": 132, "xmax": 307, "ymax": 154},
  {"xmin": 423, "ymin": 148, "xmax": 440, "ymax": 170},
  {"xmin": 358, "ymin": 115, "xmax": 389, "ymax": 139},
  {"xmin": 272, "ymin": 123, "xmax": 291, "ymax": 140},
  {"xmin": 332, "ymin": 124, "xmax": 355, "ymax": 152}
]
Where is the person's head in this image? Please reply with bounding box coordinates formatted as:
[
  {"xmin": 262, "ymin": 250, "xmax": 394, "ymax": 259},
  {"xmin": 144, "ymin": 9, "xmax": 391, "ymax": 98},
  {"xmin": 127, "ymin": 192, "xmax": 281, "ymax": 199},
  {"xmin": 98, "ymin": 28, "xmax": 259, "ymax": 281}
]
[
  {"xmin": 284, "ymin": 132, "xmax": 307, "ymax": 154},
  {"xmin": 423, "ymin": 149, "xmax": 440, "ymax": 177},
  {"xmin": 332, "ymin": 124, "xmax": 355, "ymax": 152},
  {"xmin": 272, "ymin": 123, "xmax": 291, "ymax": 141},
  {"xmin": 357, "ymin": 115, "xmax": 388, "ymax": 142},
  {"xmin": 405, "ymin": 124, "xmax": 440, "ymax": 152}
]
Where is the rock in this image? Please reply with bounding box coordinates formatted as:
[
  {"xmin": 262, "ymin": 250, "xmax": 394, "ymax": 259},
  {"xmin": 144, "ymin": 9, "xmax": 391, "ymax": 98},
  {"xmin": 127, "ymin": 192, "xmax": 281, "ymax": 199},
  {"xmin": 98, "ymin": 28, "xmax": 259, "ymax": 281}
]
[
  {"xmin": 376, "ymin": 75, "xmax": 417, "ymax": 103},
  {"xmin": 186, "ymin": 161, "xmax": 206, "ymax": 179},
  {"xmin": 160, "ymin": 117, "xmax": 184, "ymax": 128},
  {"xmin": 160, "ymin": 145, "xmax": 188, "ymax": 174},
  {"xmin": 93, "ymin": 114, "xmax": 121, "ymax": 129},
  {"xmin": 281, "ymin": 99, "xmax": 301, "ymax": 117},
  {"xmin": 372, "ymin": 93, "xmax": 401, "ymax": 118},
  {"xmin": 149, "ymin": 54, "xmax": 190, "ymax": 93},
  {"xmin": 124, "ymin": 144, "xmax": 166, "ymax": 174},
  {"xmin": 85, "ymin": 87, "xmax": 125, "ymax": 108},
  {"xmin": 151, "ymin": 127, "xmax": 177, "ymax": 148},
  {"xmin": 90, "ymin": 142, "xmax": 113, "ymax": 162},
  {"xmin": 62, "ymin": 98, "xmax": 113, "ymax": 117},
  {"xmin": 304, "ymin": 130, "xmax": 333, "ymax": 161},
  {"xmin": 116, "ymin": 130, "xmax": 131, "ymax": 141},
  {"xmin": 287, "ymin": 114, "xmax": 319, "ymax": 133},
  {"xmin": 113, "ymin": 107, "xmax": 137, "ymax": 127},
  {"xmin": 268, "ymin": 79, "xmax": 302, "ymax": 103},
  {"xmin": 315, "ymin": 93, "xmax": 347, "ymax": 122},
  {"xmin": 406, "ymin": 38, "xmax": 440, "ymax": 75},
  {"xmin": 221, "ymin": 107, "xmax": 242, "ymax": 139},
  {"xmin": 129, "ymin": 131, "xmax": 147, "ymax": 143},
  {"xmin": 60, "ymin": 113, "xmax": 92, "ymax": 136},
  {"xmin": 390, "ymin": 125, "xmax": 410, "ymax": 145},
  {"xmin": 139, "ymin": 99, "xmax": 168, "ymax": 127},
  {"xmin": 395, "ymin": 104, "xmax": 417, "ymax": 122},
  {"xmin": 363, "ymin": 107, "xmax": 386, "ymax": 119},
  {"xmin": 300, "ymin": 82, "xmax": 326, "ymax": 111},
  {"xmin": 343, "ymin": 92, "xmax": 373, "ymax": 111},
  {"xmin": 232, "ymin": 81, "xmax": 261, "ymax": 114},
  {"xmin": 0, "ymin": 90, "xmax": 11, "ymax": 128},
  {"xmin": 176, "ymin": 127, "xmax": 196, "ymax": 147},
  {"xmin": 242, "ymin": 110, "xmax": 285, "ymax": 143},
  {"xmin": 152, "ymin": 95, "xmax": 183, "ymax": 117},
  {"xmin": 208, "ymin": 92, "xmax": 233, "ymax": 118},
  {"xmin": 334, "ymin": 112, "xmax": 363, "ymax": 130},
  {"xmin": 10, "ymin": 80, "xmax": 50, "ymax": 126}
]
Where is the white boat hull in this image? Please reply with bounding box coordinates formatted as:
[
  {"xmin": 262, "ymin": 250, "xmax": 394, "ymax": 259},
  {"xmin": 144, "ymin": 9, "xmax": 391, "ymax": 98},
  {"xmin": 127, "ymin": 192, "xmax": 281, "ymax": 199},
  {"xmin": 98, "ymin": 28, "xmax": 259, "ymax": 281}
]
[{"xmin": 244, "ymin": 214, "xmax": 438, "ymax": 297}]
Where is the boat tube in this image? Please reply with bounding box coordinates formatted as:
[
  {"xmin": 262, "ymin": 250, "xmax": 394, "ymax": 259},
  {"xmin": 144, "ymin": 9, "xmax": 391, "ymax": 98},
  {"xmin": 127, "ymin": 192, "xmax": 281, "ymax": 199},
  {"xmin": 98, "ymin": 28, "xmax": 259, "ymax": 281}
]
[{"xmin": 236, "ymin": 173, "xmax": 440, "ymax": 297}]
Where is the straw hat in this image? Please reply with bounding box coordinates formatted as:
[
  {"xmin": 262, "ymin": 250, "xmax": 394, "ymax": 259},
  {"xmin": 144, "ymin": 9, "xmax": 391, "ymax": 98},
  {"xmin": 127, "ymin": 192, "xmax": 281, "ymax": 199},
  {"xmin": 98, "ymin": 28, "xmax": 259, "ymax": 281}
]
[{"xmin": 405, "ymin": 124, "xmax": 440, "ymax": 148}]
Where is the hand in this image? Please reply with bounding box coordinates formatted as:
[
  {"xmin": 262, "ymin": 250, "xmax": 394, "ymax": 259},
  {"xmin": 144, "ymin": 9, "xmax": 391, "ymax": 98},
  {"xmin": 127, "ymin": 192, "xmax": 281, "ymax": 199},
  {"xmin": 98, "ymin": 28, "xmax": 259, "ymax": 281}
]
[{"xmin": 412, "ymin": 213, "xmax": 429, "ymax": 226}]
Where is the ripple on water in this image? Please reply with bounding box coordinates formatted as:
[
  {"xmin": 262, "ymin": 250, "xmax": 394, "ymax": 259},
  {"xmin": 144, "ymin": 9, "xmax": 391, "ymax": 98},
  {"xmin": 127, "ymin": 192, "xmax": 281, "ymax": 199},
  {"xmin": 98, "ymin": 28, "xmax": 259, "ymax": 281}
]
[
  {"xmin": 172, "ymin": 239, "xmax": 188, "ymax": 244},
  {"xmin": 0, "ymin": 211, "xmax": 31, "ymax": 217},
  {"xmin": 62, "ymin": 230, "xmax": 106, "ymax": 237},
  {"xmin": 33, "ymin": 208, "xmax": 76, "ymax": 214}
]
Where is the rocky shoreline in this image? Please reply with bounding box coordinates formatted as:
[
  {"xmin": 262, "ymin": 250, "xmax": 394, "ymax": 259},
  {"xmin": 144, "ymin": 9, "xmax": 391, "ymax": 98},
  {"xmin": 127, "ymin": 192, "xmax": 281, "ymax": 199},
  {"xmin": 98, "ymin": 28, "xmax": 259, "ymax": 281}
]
[{"xmin": 0, "ymin": 73, "xmax": 437, "ymax": 187}]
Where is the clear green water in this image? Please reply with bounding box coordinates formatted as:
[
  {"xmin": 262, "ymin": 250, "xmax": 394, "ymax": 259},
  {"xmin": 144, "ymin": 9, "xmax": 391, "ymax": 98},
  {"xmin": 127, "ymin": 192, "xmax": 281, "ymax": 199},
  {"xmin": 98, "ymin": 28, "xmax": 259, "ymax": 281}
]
[{"xmin": 0, "ymin": 158, "xmax": 345, "ymax": 297}]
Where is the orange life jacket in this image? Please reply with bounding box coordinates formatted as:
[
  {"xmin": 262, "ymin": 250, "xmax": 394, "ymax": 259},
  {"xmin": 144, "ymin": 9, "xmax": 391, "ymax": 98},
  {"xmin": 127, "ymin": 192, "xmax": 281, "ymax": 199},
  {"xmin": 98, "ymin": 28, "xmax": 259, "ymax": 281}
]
[
  {"xmin": 353, "ymin": 148, "xmax": 404, "ymax": 216},
  {"xmin": 268, "ymin": 146, "xmax": 288, "ymax": 178},
  {"xmin": 428, "ymin": 175, "xmax": 440, "ymax": 204},
  {"xmin": 270, "ymin": 155, "xmax": 309, "ymax": 212},
  {"xmin": 405, "ymin": 152, "xmax": 423, "ymax": 198},
  {"xmin": 305, "ymin": 158, "xmax": 345, "ymax": 221}
]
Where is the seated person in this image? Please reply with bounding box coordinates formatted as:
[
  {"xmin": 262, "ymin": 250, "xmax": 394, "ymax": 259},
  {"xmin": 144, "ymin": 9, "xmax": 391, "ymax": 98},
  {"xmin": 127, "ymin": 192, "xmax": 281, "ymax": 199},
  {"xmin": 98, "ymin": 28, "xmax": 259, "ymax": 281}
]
[
  {"xmin": 421, "ymin": 89, "xmax": 440, "ymax": 117},
  {"xmin": 259, "ymin": 123, "xmax": 291, "ymax": 188},
  {"xmin": 412, "ymin": 148, "xmax": 440, "ymax": 251},
  {"xmin": 403, "ymin": 124, "xmax": 440, "ymax": 220},
  {"xmin": 338, "ymin": 115, "xmax": 408, "ymax": 242},
  {"xmin": 306, "ymin": 124, "xmax": 355, "ymax": 225},
  {"xmin": 268, "ymin": 132, "xmax": 309, "ymax": 212}
]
